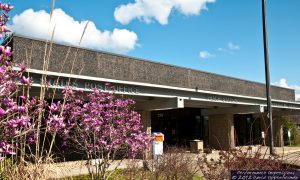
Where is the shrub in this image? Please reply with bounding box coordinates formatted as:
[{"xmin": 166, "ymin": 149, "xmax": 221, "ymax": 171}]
[
  {"xmin": 198, "ymin": 146, "xmax": 297, "ymax": 180},
  {"xmin": 281, "ymin": 116, "xmax": 299, "ymax": 146},
  {"xmin": 145, "ymin": 147, "xmax": 201, "ymax": 180}
]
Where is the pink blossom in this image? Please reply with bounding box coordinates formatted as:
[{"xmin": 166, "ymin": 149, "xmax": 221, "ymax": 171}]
[
  {"xmin": 0, "ymin": 46, "xmax": 12, "ymax": 57},
  {"xmin": 19, "ymin": 95, "xmax": 26, "ymax": 101},
  {"xmin": 0, "ymin": 142, "xmax": 16, "ymax": 155},
  {"xmin": 18, "ymin": 62, "xmax": 26, "ymax": 72},
  {"xmin": 47, "ymin": 115, "xmax": 65, "ymax": 132},
  {"xmin": 49, "ymin": 102, "xmax": 60, "ymax": 114},
  {"xmin": 18, "ymin": 116, "xmax": 31, "ymax": 127},
  {"xmin": 52, "ymin": 88, "xmax": 152, "ymax": 158},
  {"xmin": 0, "ymin": 2, "xmax": 39, "ymax": 156},
  {"xmin": 20, "ymin": 76, "xmax": 31, "ymax": 86},
  {"xmin": 0, "ymin": 107, "xmax": 5, "ymax": 117}
]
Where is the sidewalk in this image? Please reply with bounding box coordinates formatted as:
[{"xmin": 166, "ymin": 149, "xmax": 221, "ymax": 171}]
[
  {"xmin": 45, "ymin": 159, "xmax": 144, "ymax": 179},
  {"xmin": 45, "ymin": 146, "xmax": 300, "ymax": 179},
  {"xmin": 232, "ymin": 146, "xmax": 300, "ymax": 167},
  {"xmin": 239, "ymin": 146, "xmax": 300, "ymax": 154}
]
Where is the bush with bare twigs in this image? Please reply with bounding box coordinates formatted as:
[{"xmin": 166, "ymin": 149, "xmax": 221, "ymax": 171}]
[
  {"xmin": 107, "ymin": 147, "xmax": 202, "ymax": 180},
  {"xmin": 198, "ymin": 146, "xmax": 299, "ymax": 180}
]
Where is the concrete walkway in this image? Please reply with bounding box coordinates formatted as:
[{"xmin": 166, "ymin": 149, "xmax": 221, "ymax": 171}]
[
  {"xmin": 241, "ymin": 146, "xmax": 300, "ymax": 154},
  {"xmin": 254, "ymin": 146, "xmax": 300, "ymax": 167},
  {"xmin": 45, "ymin": 146, "xmax": 300, "ymax": 179},
  {"xmin": 45, "ymin": 159, "xmax": 144, "ymax": 179}
]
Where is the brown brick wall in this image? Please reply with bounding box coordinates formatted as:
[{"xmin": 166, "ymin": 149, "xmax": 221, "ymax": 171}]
[{"xmin": 12, "ymin": 36, "xmax": 295, "ymax": 101}]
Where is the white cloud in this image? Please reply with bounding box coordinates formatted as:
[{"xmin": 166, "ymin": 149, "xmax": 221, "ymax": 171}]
[
  {"xmin": 274, "ymin": 78, "xmax": 300, "ymax": 101},
  {"xmin": 199, "ymin": 50, "xmax": 215, "ymax": 59},
  {"xmin": 278, "ymin": 78, "xmax": 289, "ymax": 88},
  {"xmin": 11, "ymin": 9, "xmax": 138, "ymax": 53},
  {"xmin": 273, "ymin": 78, "xmax": 291, "ymax": 89},
  {"xmin": 217, "ymin": 47, "xmax": 231, "ymax": 53},
  {"xmin": 293, "ymin": 85, "xmax": 300, "ymax": 101},
  {"xmin": 228, "ymin": 42, "xmax": 240, "ymax": 50},
  {"xmin": 296, "ymin": 94, "xmax": 300, "ymax": 101},
  {"xmin": 114, "ymin": 0, "xmax": 216, "ymax": 25},
  {"xmin": 218, "ymin": 42, "xmax": 240, "ymax": 54}
]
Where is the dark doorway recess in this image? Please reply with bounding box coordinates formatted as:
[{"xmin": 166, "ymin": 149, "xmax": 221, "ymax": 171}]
[
  {"xmin": 151, "ymin": 108, "xmax": 208, "ymax": 147},
  {"xmin": 234, "ymin": 114, "xmax": 261, "ymax": 146}
]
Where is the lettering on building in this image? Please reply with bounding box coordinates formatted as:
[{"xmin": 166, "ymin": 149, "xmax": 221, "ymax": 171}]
[
  {"xmin": 46, "ymin": 77, "xmax": 139, "ymax": 94},
  {"xmin": 273, "ymin": 102, "xmax": 295, "ymax": 108},
  {"xmin": 206, "ymin": 95, "xmax": 238, "ymax": 103},
  {"xmin": 48, "ymin": 78, "xmax": 78, "ymax": 88},
  {"xmin": 84, "ymin": 82, "xmax": 139, "ymax": 94}
]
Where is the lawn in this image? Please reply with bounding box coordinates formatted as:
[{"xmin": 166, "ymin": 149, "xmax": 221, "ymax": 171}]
[{"xmin": 58, "ymin": 169, "xmax": 205, "ymax": 180}]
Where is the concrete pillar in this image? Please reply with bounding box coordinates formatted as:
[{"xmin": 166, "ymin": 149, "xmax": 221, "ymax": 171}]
[
  {"xmin": 140, "ymin": 111, "xmax": 152, "ymax": 133},
  {"xmin": 273, "ymin": 116, "xmax": 284, "ymax": 147},
  {"xmin": 208, "ymin": 114, "xmax": 235, "ymax": 150},
  {"xmin": 139, "ymin": 111, "xmax": 152, "ymax": 159}
]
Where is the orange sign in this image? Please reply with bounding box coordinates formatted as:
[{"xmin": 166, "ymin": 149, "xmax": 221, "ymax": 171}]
[{"xmin": 155, "ymin": 135, "xmax": 164, "ymax": 142}]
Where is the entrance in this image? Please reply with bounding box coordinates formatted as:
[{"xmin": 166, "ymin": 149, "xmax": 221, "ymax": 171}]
[
  {"xmin": 234, "ymin": 114, "xmax": 261, "ymax": 146},
  {"xmin": 151, "ymin": 108, "xmax": 208, "ymax": 147}
]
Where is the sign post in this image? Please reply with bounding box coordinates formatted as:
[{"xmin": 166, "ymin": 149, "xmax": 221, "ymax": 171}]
[
  {"xmin": 152, "ymin": 132, "xmax": 164, "ymax": 160},
  {"xmin": 288, "ymin": 129, "xmax": 291, "ymax": 146},
  {"xmin": 261, "ymin": 131, "xmax": 266, "ymax": 146},
  {"xmin": 262, "ymin": 0, "xmax": 274, "ymax": 155}
]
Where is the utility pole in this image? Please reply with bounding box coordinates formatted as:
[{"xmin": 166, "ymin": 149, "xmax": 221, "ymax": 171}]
[{"xmin": 262, "ymin": 0, "xmax": 274, "ymax": 154}]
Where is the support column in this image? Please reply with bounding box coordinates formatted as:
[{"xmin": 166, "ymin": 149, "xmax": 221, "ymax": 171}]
[
  {"xmin": 139, "ymin": 111, "xmax": 152, "ymax": 159},
  {"xmin": 273, "ymin": 116, "xmax": 284, "ymax": 147},
  {"xmin": 140, "ymin": 111, "xmax": 152, "ymax": 133},
  {"xmin": 209, "ymin": 114, "xmax": 235, "ymax": 150}
]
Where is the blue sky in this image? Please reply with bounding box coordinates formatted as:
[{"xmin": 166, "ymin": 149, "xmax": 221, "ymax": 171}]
[{"xmin": 5, "ymin": 0, "xmax": 300, "ymax": 100}]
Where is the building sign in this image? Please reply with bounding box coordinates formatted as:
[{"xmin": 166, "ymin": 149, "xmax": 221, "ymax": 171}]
[
  {"xmin": 44, "ymin": 76, "xmax": 139, "ymax": 94},
  {"xmin": 84, "ymin": 82, "xmax": 138, "ymax": 94},
  {"xmin": 206, "ymin": 95, "xmax": 238, "ymax": 103},
  {"xmin": 48, "ymin": 78, "xmax": 78, "ymax": 88},
  {"xmin": 272, "ymin": 102, "xmax": 295, "ymax": 108}
]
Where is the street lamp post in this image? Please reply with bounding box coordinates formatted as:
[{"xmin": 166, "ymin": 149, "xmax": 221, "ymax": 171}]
[{"xmin": 261, "ymin": 0, "xmax": 274, "ymax": 155}]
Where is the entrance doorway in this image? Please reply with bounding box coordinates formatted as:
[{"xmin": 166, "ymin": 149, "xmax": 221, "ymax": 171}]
[
  {"xmin": 234, "ymin": 114, "xmax": 261, "ymax": 146},
  {"xmin": 151, "ymin": 108, "xmax": 208, "ymax": 147}
]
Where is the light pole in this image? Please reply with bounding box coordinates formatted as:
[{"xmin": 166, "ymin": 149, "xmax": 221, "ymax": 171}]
[{"xmin": 262, "ymin": 0, "xmax": 274, "ymax": 154}]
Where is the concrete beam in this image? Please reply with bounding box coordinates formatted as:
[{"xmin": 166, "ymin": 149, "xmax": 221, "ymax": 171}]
[
  {"xmin": 136, "ymin": 97, "xmax": 184, "ymax": 111},
  {"xmin": 201, "ymin": 105, "xmax": 264, "ymax": 116},
  {"xmin": 253, "ymin": 109, "xmax": 300, "ymax": 119},
  {"xmin": 273, "ymin": 109, "xmax": 300, "ymax": 116},
  {"xmin": 139, "ymin": 111, "xmax": 152, "ymax": 133}
]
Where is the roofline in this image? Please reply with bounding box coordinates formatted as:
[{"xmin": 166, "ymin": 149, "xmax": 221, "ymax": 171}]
[{"xmin": 13, "ymin": 34, "xmax": 295, "ymax": 93}]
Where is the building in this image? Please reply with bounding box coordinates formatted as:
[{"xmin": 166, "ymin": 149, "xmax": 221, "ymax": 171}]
[{"xmin": 10, "ymin": 35, "xmax": 300, "ymax": 150}]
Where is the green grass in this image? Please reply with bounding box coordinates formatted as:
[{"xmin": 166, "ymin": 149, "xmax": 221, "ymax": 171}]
[
  {"xmin": 192, "ymin": 176, "xmax": 205, "ymax": 180},
  {"xmin": 57, "ymin": 169, "xmax": 205, "ymax": 180},
  {"xmin": 287, "ymin": 143, "xmax": 300, "ymax": 147}
]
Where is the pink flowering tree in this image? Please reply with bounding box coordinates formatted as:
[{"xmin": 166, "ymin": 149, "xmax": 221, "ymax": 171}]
[
  {"xmin": 0, "ymin": 4, "xmax": 56, "ymax": 179},
  {"xmin": 47, "ymin": 88, "xmax": 152, "ymax": 180},
  {"xmin": 0, "ymin": 2, "xmax": 41, "ymax": 159}
]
